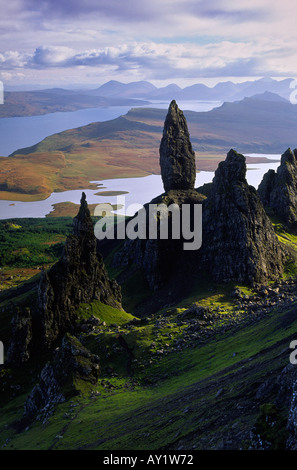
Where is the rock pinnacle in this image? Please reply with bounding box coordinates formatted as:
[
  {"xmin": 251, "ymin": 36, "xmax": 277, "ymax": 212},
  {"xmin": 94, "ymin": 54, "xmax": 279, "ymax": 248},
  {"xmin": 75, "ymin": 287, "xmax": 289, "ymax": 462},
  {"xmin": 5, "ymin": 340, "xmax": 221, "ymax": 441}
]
[{"xmin": 159, "ymin": 100, "xmax": 196, "ymax": 192}]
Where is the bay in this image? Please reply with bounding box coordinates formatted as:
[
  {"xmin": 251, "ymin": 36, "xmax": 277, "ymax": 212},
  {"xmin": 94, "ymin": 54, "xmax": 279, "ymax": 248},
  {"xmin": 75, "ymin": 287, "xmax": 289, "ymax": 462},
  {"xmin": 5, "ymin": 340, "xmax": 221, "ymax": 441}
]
[
  {"xmin": 0, "ymin": 100, "xmax": 221, "ymax": 157},
  {"xmin": 0, "ymin": 102, "xmax": 280, "ymax": 220},
  {"xmin": 0, "ymin": 106, "xmax": 133, "ymax": 157},
  {"xmin": 0, "ymin": 153, "xmax": 281, "ymax": 220}
]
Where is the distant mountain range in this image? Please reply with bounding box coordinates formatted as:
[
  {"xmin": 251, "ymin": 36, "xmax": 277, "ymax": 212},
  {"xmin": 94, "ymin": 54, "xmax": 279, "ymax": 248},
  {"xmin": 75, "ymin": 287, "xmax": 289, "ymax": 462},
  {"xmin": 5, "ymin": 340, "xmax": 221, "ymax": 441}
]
[
  {"xmin": 1, "ymin": 77, "xmax": 295, "ymax": 118},
  {"xmin": 73, "ymin": 77, "xmax": 295, "ymax": 102}
]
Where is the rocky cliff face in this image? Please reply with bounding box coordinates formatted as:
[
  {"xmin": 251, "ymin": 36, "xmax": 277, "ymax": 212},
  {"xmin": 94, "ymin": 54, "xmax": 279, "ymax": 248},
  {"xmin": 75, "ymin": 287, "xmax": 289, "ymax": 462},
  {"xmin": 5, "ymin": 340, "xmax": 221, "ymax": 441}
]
[
  {"xmin": 114, "ymin": 189, "xmax": 205, "ymax": 291},
  {"xmin": 159, "ymin": 100, "xmax": 196, "ymax": 192},
  {"xmin": 7, "ymin": 307, "xmax": 32, "ymax": 366},
  {"xmin": 115, "ymin": 104, "xmax": 287, "ymax": 293},
  {"xmin": 200, "ymin": 149, "xmax": 286, "ymax": 285},
  {"xmin": 7, "ymin": 193, "xmax": 122, "ymax": 365},
  {"xmin": 34, "ymin": 192, "xmax": 122, "ymax": 351},
  {"xmin": 23, "ymin": 333, "xmax": 100, "ymax": 424},
  {"xmin": 258, "ymin": 148, "xmax": 297, "ymax": 231},
  {"xmin": 114, "ymin": 101, "xmax": 200, "ymax": 292}
]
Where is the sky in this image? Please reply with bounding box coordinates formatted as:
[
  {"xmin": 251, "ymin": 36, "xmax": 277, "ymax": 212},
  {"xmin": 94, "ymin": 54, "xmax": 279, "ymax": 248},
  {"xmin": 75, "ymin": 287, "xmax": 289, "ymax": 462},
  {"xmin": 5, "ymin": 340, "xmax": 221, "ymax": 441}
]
[{"xmin": 1, "ymin": 0, "xmax": 297, "ymax": 89}]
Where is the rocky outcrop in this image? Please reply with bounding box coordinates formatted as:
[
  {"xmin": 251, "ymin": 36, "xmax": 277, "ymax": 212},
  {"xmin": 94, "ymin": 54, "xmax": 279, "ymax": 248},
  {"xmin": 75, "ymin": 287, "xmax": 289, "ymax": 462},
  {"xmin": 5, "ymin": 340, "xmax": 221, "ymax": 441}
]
[
  {"xmin": 258, "ymin": 148, "xmax": 297, "ymax": 231},
  {"xmin": 34, "ymin": 192, "xmax": 122, "ymax": 351},
  {"xmin": 6, "ymin": 307, "xmax": 32, "ymax": 366},
  {"xmin": 115, "ymin": 107, "xmax": 287, "ymax": 293},
  {"xmin": 23, "ymin": 333, "xmax": 100, "ymax": 423},
  {"xmin": 114, "ymin": 189, "xmax": 205, "ymax": 290},
  {"xmin": 159, "ymin": 100, "xmax": 196, "ymax": 192},
  {"xmin": 113, "ymin": 102, "xmax": 202, "ymax": 292},
  {"xmin": 8, "ymin": 192, "xmax": 122, "ymax": 364},
  {"xmin": 200, "ymin": 149, "xmax": 286, "ymax": 285},
  {"xmin": 278, "ymin": 363, "xmax": 297, "ymax": 450}
]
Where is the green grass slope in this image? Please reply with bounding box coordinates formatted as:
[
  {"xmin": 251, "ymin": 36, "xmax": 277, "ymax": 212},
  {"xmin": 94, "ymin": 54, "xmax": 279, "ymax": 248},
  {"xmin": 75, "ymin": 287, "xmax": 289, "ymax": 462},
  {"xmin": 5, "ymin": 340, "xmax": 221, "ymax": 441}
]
[
  {"xmin": 1, "ymin": 217, "xmax": 297, "ymax": 451},
  {"xmin": 1, "ymin": 291, "xmax": 296, "ymax": 450}
]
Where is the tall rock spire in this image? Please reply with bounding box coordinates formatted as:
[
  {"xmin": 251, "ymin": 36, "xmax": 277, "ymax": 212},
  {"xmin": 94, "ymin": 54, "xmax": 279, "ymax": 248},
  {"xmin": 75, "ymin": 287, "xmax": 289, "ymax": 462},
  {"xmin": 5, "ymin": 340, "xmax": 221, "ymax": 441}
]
[
  {"xmin": 159, "ymin": 100, "xmax": 196, "ymax": 192},
  {"xmin": 35, "ymin": 192, "xmax": 122, "ymax": 350},
  {"xmin": 7, "ymin": 193, "xmax": 122, "ymax": 364}
]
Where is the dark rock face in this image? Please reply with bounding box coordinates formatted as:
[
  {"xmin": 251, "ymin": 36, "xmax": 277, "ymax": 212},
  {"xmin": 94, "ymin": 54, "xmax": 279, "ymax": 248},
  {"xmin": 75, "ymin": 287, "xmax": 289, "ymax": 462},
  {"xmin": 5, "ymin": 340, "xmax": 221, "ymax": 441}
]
[
  {"xmin": 200, "ymin": 149, "xmax": 286, "ymax": 285},
  {"xmin": 34, "ymin": 192, "xmax": 122, "ymax": 351},
  {"xmin": 23, "ymin": 333, "xmax": 100, "ymax": 423},
  {"xmin": 114, "ymin": 102, "xmax": 201, "ymax": 293},
  {"xmin": 7, "ymin": 307, "xmax": 32, "ymax": 366},
  {"xmin": 8, "ymin": 192, "xmax": 122, "ymax": 364},
  {"xmin": 115, "ymin": 115, "xmax": 286, "ymax": 293},
  {"xmin": 258, "ymin": 148, "xmax": 297, "ymax": 231},
  {"xmin": 113, "ymin": 189, "xmax": 205, "ymax": 291},
  {"xmin": 159, "ymin": 100, "xmax": 196, "ymax": 192},
  {"xmin": 276, "ymin": 363, "xmax": 297, "ymax": 450}
]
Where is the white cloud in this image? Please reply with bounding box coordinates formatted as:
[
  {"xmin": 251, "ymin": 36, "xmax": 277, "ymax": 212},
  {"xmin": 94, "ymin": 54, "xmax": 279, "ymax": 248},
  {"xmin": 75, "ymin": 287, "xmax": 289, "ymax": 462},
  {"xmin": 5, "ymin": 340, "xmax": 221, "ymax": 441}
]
[
  {"xmin": 32, "ymin": 46, "xmax": 76, "ymax": 66},
  {"xmin": 1, "ymin": 0, "xmax": 297, "ymax": 85},
  {"xmin": 0, "ymin": 51, "xmax": 29, "ymax": 68}
]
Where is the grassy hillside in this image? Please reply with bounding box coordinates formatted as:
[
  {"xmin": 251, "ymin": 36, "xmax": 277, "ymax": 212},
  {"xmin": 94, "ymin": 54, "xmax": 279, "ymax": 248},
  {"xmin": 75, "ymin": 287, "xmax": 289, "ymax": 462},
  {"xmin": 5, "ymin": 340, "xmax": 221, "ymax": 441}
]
[
  {"xmin": 0, "ymin": 116, "xmax": 164, "ymax": 202},
  {"xmin": 0, "ymin": 218, "xmax": 72, "ymax": 292},
  {"xmin": 0, "ymin": 91, "xmax": 148, "ymax": 118},
  {"xmin": 0, "ymin": 270, "xmax": 296, "ymax": 450},
  {"xmin": 0, "ymin": 96, "xmax": 293, "ymax": 205},
  {"xmin": 0, "ymin": 217, "xmax": 297, "ymax": 450}
]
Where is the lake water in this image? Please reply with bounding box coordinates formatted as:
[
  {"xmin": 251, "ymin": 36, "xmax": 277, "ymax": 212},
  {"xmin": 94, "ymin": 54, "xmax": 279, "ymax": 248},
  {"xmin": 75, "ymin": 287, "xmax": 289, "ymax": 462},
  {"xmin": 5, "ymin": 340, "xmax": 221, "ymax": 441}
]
[
  {"xmin": 0, "ymin": 100, "xmax": 222, "ymax": 156},
  {"xmin": 0, "ymin": 153, "xmax": 281, "ymax": 219},
  {"xmin": 0, "ymin": 106, "xmax": 134, "ymax": 157},
  {"xmin": 0, "ymin": 102, "xmax": 281, "ymax": 219}
]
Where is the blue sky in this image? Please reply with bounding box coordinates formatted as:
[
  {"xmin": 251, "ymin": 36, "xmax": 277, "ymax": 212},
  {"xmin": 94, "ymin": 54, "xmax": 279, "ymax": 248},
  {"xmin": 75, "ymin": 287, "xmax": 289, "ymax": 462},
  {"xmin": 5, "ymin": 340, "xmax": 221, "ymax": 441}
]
[{"xmin": 1, "ymin": 0, "xmax": 297, "ymax": 88}]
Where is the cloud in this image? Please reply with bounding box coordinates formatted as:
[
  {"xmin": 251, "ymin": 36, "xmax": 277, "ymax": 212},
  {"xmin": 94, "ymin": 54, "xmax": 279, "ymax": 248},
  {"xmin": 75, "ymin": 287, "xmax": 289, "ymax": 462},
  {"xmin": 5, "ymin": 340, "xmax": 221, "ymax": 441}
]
[
  {"xmin": 186, "ymin": 0, "xmax": 269, "ymax": 22},
  {"xmin": 0, "ymin": 51, "xmax": 29, "ymax": 69},
  {"xmin": 32, "ymin": 46, "xmax": 76, "ymax": 66},
  {"xmin": 9, "ymin": 40, "xmax": 294, "ymax": 80},
  {"xmin": 1, "ymin": 0, "xmax": 297, "ymax": 85},
  {"xmin": 24, "ymin": 0, "xmax": 167, "ymax": 21}
]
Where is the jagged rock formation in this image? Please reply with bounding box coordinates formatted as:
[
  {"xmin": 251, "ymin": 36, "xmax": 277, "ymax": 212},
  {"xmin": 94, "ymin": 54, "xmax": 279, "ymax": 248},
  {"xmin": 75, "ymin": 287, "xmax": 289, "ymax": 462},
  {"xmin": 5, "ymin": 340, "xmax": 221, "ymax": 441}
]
[
  {"xmin": 114, "ymin": 189, "xmax": 205, "ymax": 290},
  {"xmin": 113, "ymin": 101, "xmax": 202, "ymax": 292},
  {"xmin": 258, "ymin": 148, "xmax": 297, "ymax": 231},
  {"xmin": 23, "ymin": 333, "xmax": 100, "ymax": 423},
  {"xmin": 251, "ymin": 357, "xmax": 297, "ymax": 450},
  {"xmin": 200, "ymin": 149, "xmax": 286, "ymax": 285},
  {"xmin": 159, "ymin": 100, "xmax": 196, "ymax": 192},
  {"xmin": 34, "ymin": 192, "xmax": 122, "ymax": 351},
  {"xmin": 115, "ymin": 106, "xmax": 287, "ymax": 293},
  {"xmin": 8, "ymin": 192, "xmax": 122, "ymax": 364}
]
